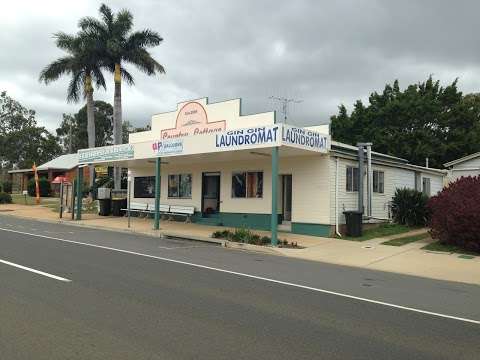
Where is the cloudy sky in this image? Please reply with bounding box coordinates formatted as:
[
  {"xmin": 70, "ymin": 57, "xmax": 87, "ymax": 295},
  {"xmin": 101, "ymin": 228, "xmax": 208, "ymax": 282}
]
[{"xmin": 1, "ymin": 0, "xmax": 479, "ymax": 131}]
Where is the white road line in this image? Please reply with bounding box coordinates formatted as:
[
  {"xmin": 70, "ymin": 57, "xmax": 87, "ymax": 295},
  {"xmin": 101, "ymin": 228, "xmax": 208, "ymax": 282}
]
[
  {"xmin": 0, "ymin": 258, "xmax": 71, "ymax": 282},
  {"xmin": 0, "ymin": 226, "xmax": 478, "ymax": 325}
]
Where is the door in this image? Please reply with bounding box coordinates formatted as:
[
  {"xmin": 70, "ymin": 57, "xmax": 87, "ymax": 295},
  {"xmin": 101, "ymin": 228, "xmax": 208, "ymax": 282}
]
[
  {"xmin": 282, "ymin": 175, "xmax": 292, "ymax": 221},
  {"xmin": 202, "ymin": 172, "xmax": 221, "ymax": 214}
]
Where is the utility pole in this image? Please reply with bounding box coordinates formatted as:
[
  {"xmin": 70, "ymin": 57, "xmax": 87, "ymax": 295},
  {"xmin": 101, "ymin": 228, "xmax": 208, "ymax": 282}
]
[{"xmin": 269, "ymin": 96, "xmax": 303, "ymax": 123}]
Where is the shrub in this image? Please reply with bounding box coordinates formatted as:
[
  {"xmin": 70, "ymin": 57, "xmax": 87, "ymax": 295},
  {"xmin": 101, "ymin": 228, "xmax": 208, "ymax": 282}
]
[
  {"xmin": 2, "ymin": 181, "xmax": 12, "ymax": 193},
  {"xmin": 0, "ymin": 192, "xmax": 12, "ymax": 204},
  {"xmin": 391, "ymin": 188, "xmax": 429, "ymax": 227},
  {"xmin": 428, "ymin": 176, "xmax": 480, "ymax": 253},
  {"xmin": 27, "ymin": 177, "xmax": 51, "ymax": 197}
]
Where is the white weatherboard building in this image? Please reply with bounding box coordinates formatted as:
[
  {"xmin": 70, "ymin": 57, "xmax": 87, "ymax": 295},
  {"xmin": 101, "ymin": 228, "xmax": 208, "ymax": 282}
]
[
  {"xmin": 78, "ymin": 98, "xmax": 445, "ymax": 238},
  {"xmin": 444, "ymin": 152, "xmax": 480, "ymax": 183}
]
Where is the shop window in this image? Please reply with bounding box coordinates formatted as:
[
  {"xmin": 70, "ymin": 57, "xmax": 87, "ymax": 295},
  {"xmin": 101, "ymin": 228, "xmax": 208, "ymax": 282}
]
[
  {"xmin": 373, "ymin": 170, "xmax": 384, "ymax": 193},
  {"xmin": 134, "ymin": 176, "xmax": 156, "ymax": 198},
  {"xmin": 168, "ymin": 174, "xmax": 192, "ymax": 198},
  {"xmin": 346, "ymin": 166, "xmax": 359, "ymax": 192},
  {"xmin": 422, "ymin": 177, "xmax": 431, "ymax": 197},
  {"xmin": 231, "ymin": 171, "xmax": 263, "ymax": 198}
]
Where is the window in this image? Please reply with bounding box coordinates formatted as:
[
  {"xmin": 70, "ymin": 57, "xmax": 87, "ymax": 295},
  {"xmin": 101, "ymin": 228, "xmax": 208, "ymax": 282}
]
[
  {"xmin": 134, "ymin": 176, "xmax": 156, "ymax": 198},
  {"xmin": 373, "ymin": 170, "xmax": 384, "ymax": 193},
  {"xmin": 231, "ymin": 171, "xmax": 263, "ymax": 198},
  {"xmin": 422, "ymin": 177, "xmax": 431, "ymax": 197},
  {"xmin": 346, "ymin": 166, "xmax": 359, "ymax": 192},
  {"xmin": 168, "ymin": 174, "xmax": 192, "ymax": 198}
]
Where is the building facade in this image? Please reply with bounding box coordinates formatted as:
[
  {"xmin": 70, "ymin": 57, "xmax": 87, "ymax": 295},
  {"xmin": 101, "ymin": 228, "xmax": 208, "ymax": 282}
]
[{"xmin": 77, "ymin": 97, "xmax": 445, "ymax": 237}]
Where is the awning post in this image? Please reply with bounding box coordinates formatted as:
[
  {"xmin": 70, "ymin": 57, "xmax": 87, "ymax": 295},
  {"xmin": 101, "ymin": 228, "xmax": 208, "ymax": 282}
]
[
  {"xmin": 270, "ymin": 146, "xmax": 279, "ymax": 246},
  {"xmin": 76, "ymin": 167, "xmax": 83, "ymax": 220},
  {"xmin": 154, "ymin": 157, "xmax": 161, "ymax": 230}
]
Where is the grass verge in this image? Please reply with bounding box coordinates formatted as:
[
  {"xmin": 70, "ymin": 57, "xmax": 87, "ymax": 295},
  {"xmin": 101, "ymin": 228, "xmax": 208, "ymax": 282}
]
[
  {"xmin": 381, "ymin": 232, "xmax": 429, "ymax": 246},
  {"xmin": 422, "ymin": 241, "xmax": 479, "ymax": 256},
  {"xmin": 341, "ymin": 223, "xmax": 415, "ymax": 242},
  {"xmin": 10, "ymin": 194, "xmax": 58, "ymax": 206}
]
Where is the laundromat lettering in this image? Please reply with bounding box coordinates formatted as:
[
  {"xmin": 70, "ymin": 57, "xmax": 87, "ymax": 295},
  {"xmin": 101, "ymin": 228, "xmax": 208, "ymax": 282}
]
[{"xmin": 215, "ymin": 126, "xmax": 279, "ymax": 148}]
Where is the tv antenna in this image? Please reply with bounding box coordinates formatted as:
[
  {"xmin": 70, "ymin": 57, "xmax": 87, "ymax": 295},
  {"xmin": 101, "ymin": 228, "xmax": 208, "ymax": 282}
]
[{"xmin": 269, "ymin": 96, "xmax": 303, "ymax": 123}]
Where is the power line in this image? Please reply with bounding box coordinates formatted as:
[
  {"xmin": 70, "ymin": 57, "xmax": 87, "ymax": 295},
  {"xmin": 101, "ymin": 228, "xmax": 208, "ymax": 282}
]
[{"xmin": 269, "ymin": 96, "xmax": 303, "ymax": 123}]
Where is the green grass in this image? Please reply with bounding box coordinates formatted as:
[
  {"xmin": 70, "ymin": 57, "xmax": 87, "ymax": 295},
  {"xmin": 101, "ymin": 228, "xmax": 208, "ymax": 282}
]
[
  {"xmin": 341, "ymin": 223, "xmax": 415, "ymax": 242},
  {"xmin": 10, "ymin": 193, "xmax": 58, "ymax": 206},
  {"xmin": 422, "ymin": 241, "xmax": 479, "ymax": 256},
  {"xmin": 381, "ymin": 232, "xmax": 429, "ymax": 246}
]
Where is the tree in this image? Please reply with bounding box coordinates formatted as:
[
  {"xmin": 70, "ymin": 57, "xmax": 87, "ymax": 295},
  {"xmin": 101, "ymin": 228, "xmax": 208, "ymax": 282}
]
[
  {"xmin": 0, "ymin": 91, "xmax": 62, "ymax": 169},
  {"xmin": 39, "ymin": 31, "xmax": 106, "ymax": 186},
  {"xmin": 79, "ymin": 3, "xmax": 165, "ymax": 189},
  {"xmin": 330, "ymin": 77, "xmax": 480, "ymax": 168},
  {"xmin": 57, "ymin": 101, "xmax": 114, "ymax": 153}
]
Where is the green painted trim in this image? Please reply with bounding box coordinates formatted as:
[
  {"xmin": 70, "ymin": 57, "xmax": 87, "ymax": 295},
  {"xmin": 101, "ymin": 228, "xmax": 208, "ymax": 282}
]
[
  {"xmin": 154, "ymin": 157, "xmax": 161, "ymax": 230},
  {"xmin": 193, "ymin": 212, "xmax": 281, "ymax": 231},
  {"xmin": 271, "ymin": 146, "xmax": 279, "ymax": 245},
  {"xmin": 291, "ymin": 222, "xmax": 331, "ymax": 237}
]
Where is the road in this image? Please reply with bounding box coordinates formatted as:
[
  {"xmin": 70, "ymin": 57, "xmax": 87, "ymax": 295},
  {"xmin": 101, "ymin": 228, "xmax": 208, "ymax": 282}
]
[{"xmin": 0, "ymin": 216, "xmax": 479, "ymax": 359}]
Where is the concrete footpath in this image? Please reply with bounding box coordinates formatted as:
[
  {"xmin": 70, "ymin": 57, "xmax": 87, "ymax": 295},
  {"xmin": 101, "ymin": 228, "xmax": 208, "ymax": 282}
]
[{"xmin": 1, "ymin": 203, "xmax": 479, "ymax": 285}]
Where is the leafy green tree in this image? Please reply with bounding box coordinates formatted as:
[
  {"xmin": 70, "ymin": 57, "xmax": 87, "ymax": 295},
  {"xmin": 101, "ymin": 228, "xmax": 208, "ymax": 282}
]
[
  {"xmin": 57, "ymin": 101, "xmax": 113, "ymax": 153},
  {"xmin": 331, "ymin": 77, "xmax": 480, "ymax": 167},
  {"xmin": 79, "ymin": 3, "xmax": 165, "ymax": 189},
  {"xmin": 0, "ymin": 91, "xmax": 62, "ymax": 169},
  {"xmin": 39, "ymin": 31, "xmax": 106, "ymax": 185}
]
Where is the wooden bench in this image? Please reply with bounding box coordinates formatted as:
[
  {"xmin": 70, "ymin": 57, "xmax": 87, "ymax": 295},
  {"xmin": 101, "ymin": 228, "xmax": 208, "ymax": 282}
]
[{"xmin": 169, "ymin": 205, "xmax": 195, "ymax": 222}]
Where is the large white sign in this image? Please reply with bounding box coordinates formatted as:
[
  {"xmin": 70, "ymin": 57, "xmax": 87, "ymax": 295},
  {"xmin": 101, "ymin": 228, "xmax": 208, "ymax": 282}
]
[{"xmin": 281, "ymin": 124, "xmax": 330, "ymax": 153}]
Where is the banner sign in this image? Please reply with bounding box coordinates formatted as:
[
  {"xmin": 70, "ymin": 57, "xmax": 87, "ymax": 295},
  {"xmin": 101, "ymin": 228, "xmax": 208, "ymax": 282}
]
[
  {"xmin": 215, "ymin": 125, "xmax": 280, "ymax": 149},
  {"xmin": 152, "ymin": 139, "xmax": 184, "ymax": 156},
  {"xmin": 281, "ymin": 124, "xmax": 330, "ymax": 153},
  {"xmin": 78, "ymin": 144, "xmax": 134, "ymax": 163}
]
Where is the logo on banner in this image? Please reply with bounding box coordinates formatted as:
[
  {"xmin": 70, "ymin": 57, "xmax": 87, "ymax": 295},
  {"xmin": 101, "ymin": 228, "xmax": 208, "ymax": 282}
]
[
  {"xmin": 161, "ymin": 102, "xmax": 226, "ymax": 139},
  {"xmin": 152, "ymin": 139, "xmax": 184, "ymax": 156}
]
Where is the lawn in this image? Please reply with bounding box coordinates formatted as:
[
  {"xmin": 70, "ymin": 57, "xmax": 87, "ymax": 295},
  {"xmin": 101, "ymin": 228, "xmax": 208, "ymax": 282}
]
[
  {"xmin": 340, "ymin": 223, "xmax": 416, "ymax": 242},
  {"xmin": 381, "ymin": 232, "xmax": 429, "ymax": 246},
  {"xmin": 10, "ymin": 193, "xmax": 59, "ymax": 206},
  {"xmin": 422, "ymin": 241, "xmax": 479, "ymax": 256}
]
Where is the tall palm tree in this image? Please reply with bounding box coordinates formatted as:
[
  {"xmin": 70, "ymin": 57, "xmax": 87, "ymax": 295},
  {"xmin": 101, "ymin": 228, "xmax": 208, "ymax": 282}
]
[
  {"xmin": 80, "ymin": 3, "xmax": 165, "ymax": 189},
  {"xmin": 39, "ymin": 31, "xmax": 106, "ymax": 187}
]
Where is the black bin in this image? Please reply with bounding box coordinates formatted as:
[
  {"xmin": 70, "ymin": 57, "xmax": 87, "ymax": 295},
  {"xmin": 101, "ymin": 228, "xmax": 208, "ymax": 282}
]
[
  {"xmin": 343, "ymin": 210, "xmax": 363, "ymax": 237},
  {"xmin": 99, "ymin": 199, "xmax": 111, "ymax": 216},
  {"xmin": 111, "ymin": 198, "xmax": 127, "ymax": 217}
]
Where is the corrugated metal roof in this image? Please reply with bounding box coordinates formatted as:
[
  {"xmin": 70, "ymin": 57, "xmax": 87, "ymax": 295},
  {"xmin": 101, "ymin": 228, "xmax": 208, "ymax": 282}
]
[{"xmin": 37, "ymin": 153, "xmax": 78, "ymax": 171}]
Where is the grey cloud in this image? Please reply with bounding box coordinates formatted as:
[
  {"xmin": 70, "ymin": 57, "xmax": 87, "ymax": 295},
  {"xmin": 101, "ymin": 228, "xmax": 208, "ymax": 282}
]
[{"xmin": 1, "ymin": 0, "xmax": 480, "ymax": 131}]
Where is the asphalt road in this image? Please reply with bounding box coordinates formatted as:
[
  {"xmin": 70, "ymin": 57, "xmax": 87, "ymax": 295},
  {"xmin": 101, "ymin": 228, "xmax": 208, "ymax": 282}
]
[{"xmin": 0, "ymin": 216, "xmax": 479, "ymax": 359}]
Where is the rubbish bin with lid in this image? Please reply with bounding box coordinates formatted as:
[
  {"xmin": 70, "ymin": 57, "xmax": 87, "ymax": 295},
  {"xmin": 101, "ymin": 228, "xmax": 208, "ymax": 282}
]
[{"xmin": 343, "ymin": 210, "xmax": 363, "ymax": 237}]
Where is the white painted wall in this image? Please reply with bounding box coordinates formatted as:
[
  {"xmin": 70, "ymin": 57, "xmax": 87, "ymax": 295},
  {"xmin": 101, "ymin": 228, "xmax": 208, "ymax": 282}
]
[
  {"xmin": 129, "ymin": 154, "xmax": 331, "ymax": 224},
  {"xmin": 446, "ymin": 156, "xmax": 480, "ymax": 183},
  {"xmin": 329, "ymin": 157, "xmax": 444, "ymax": 225}
]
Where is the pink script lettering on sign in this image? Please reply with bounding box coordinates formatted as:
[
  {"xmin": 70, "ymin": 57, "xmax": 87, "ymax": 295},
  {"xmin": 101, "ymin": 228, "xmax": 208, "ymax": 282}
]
[{"xmin": 161, "ymin": 102, "xmax": 226, "ymax": 139}]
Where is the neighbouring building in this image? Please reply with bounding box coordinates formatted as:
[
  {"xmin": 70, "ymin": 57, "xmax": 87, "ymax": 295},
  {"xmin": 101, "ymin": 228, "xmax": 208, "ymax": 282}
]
[
  {"xmin": 444, "ymin": 152, "xmax": 480, "ymax": 183},
  {"xmin": 8, "ymin": 153, "xmax": 89, "ymax": 193},
  {"xmin": 76, "ymin": 97, "xmax": 445, "ymax": 237}
]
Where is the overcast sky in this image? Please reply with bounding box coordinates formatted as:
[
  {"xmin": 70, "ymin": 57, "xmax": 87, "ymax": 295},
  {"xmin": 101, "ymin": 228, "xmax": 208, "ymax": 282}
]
[{"xmin": 1, "ymin": 0, "xmax": 480, "ymax": 131}]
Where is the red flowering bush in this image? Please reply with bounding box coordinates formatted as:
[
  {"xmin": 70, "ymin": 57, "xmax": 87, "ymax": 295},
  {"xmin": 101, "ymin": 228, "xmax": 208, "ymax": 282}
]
[{"xmin": 428, "ymin": 176, "xmax": 480, "ymax": 252}]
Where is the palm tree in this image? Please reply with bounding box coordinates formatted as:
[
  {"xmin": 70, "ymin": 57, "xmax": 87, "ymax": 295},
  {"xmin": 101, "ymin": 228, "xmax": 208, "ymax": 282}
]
[
  {"xmin": 80, "ymin": 3, "xmax": 165, "ymax": 189},
  {"xmin": 39, "ymin": 31, "xmax": 106, "ymax": 187}
]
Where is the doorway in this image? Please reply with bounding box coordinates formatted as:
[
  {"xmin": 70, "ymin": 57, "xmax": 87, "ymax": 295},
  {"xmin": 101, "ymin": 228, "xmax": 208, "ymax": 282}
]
[
  {"xmin": 282, "ymin": 174, "xmax": 292, "ymax": 222},
  {"xmin": 202, "ymin": 172, "xmax": 221, "ymax": 215}
]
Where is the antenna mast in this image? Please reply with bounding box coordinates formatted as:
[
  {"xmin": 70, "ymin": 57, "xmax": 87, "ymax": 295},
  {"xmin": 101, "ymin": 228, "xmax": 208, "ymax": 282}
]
[{"xmin": 269, "ymin": 96, "xmax": 303, "ymax": 123}]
